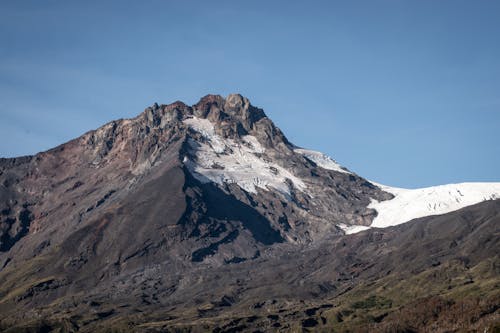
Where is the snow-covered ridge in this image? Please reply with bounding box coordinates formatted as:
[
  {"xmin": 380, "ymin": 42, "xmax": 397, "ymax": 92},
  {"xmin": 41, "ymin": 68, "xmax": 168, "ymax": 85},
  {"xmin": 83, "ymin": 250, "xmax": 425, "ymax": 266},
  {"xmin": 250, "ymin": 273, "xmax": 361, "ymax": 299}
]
[
  {"xmin": 364, "ymin": 182, "xmax": 500, "ymax": 230},
  {"xmin": 294, "ymin": 149, "xmax": 351, "ymax": 174},
  {"xmin": 183, "ymin": 117, "xmax": 306, "ymax": 196}
]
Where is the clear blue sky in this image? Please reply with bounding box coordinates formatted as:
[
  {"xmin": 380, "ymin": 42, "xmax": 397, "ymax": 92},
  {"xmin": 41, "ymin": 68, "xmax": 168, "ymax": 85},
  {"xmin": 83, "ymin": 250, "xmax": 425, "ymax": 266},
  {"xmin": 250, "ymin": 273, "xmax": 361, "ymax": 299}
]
[{"xmin": 1, "ymin": 1, "xmax": 499, "ymax": 188}]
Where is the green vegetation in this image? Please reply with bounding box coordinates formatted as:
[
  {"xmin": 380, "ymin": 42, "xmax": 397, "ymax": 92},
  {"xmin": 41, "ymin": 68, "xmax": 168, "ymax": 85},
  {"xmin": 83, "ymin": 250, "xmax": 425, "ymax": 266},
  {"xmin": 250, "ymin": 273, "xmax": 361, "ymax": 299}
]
[{"xmin": 351, "ymin": 295, "xmax": 392, "ymax": 310}]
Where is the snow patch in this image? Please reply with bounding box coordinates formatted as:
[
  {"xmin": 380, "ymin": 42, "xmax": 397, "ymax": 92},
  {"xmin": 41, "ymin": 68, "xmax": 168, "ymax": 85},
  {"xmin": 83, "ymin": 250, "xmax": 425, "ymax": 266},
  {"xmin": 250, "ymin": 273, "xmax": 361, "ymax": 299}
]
[
  {"xmin": 338, "ymin": 224, "xmax": 371, "ymax": 235},
  {"xmin": 184, "ymin": 117, "xmax": 215, "ymax": 136},
  {"xmin": 294, "ymin": 148, "xmax": 350, "ymax": 174},
  {"xmin": 341, "ymin": 182, "xmax": 500, "ymax": 235},
  {"xmin": 366, "ymin": 182, "xmax": 500, "ymax": 229},
  {"xmin": 184, "ymin": 117, "xmax": 306, "ymax": 196}
]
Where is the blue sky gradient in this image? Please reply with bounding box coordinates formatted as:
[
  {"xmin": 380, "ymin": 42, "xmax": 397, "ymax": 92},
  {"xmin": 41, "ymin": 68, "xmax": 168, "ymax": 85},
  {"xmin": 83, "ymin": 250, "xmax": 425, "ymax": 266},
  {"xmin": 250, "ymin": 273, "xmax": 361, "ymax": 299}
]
[{"xmin": 1, "ymin": 0, "xmax": 499, "ymax": 188}]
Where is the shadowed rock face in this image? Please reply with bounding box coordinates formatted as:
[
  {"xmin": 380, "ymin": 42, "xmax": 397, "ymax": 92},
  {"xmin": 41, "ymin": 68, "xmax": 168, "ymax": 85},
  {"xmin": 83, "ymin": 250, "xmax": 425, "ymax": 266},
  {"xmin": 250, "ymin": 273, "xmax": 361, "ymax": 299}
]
[{"xmin": 0, "ymin": 95, "xmax": 497, "ymax": 332}]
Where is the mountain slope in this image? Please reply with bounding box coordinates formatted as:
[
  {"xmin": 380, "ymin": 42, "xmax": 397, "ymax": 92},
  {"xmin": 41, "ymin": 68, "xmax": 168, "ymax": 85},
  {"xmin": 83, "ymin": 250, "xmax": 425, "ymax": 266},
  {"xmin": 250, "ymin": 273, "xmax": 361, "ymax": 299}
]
[
  {"xmin": 1, "ymin": 199, "xmax": 498, "ymax": 332},
  {"xmin": 0, "ymin": 94, "xmax": 392, "ymax": 269},
  {"xmin": 0, "ymin": 94, "xmax": 499, "ymax": 332}
]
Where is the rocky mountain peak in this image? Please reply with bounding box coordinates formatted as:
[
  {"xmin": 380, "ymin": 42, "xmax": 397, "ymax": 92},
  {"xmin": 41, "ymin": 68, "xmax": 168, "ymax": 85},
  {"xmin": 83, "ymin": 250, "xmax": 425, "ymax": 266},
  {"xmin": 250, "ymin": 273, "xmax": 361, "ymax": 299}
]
[
  {"xmin": 142, "ymin": 94, "xmax": 263, "ymax": 123},
  {"xmin": 191, "ymin": 94, "xmax": 267, "ymax": 132},
  {"xmin": 137, "ymin": 94, "xmax": 284, "ymax": 149}
]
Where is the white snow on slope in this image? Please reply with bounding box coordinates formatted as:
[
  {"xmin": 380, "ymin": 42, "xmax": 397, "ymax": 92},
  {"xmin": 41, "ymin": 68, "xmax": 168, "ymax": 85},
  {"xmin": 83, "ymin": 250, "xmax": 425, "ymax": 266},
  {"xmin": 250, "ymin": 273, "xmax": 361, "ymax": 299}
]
[
  {"xmin": 184, "ymin": 117, "xmax": 500, "ymax": 235},
  {"xmin": 338, "ymin": 224, "xmax": 371, "ymax": 235},
  {"xmin": 294, "ymin": 149, "xmax": 351, "ymax": 174},
  {"xmin": 367, "ymin": 182, "xmax": 500, "ymax": 229},
  {"xmin": 183, "ymin": 117, "xmax": 306, "ymax": 196}
]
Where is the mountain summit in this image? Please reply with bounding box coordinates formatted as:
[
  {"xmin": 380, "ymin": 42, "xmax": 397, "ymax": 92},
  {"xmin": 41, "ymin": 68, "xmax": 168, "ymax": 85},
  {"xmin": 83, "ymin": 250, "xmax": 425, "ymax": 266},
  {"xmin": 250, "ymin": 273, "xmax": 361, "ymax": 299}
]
[{"xmin": 0, "ymin": 94, "xmax": 499, "ymax": 332}]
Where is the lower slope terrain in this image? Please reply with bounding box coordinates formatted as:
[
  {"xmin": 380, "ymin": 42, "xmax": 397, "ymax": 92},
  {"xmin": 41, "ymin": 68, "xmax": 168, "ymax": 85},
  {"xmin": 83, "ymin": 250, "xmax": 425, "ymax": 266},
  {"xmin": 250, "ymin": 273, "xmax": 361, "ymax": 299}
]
[
  {"xmin": 0, "ymin": 95, "xmax": 498, "ymax": 332},
  {"xmin": 0, "ymin": 200, "xmax": 498, "ymax": 332}
]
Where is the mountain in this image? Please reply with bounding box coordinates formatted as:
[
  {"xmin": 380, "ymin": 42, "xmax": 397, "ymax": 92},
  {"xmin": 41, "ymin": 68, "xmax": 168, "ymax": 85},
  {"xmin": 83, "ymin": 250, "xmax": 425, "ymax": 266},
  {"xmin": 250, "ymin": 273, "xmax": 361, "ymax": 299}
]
[{"xmin": 0, "ymin": 94, "xmax": 499, "ymax": 332}]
